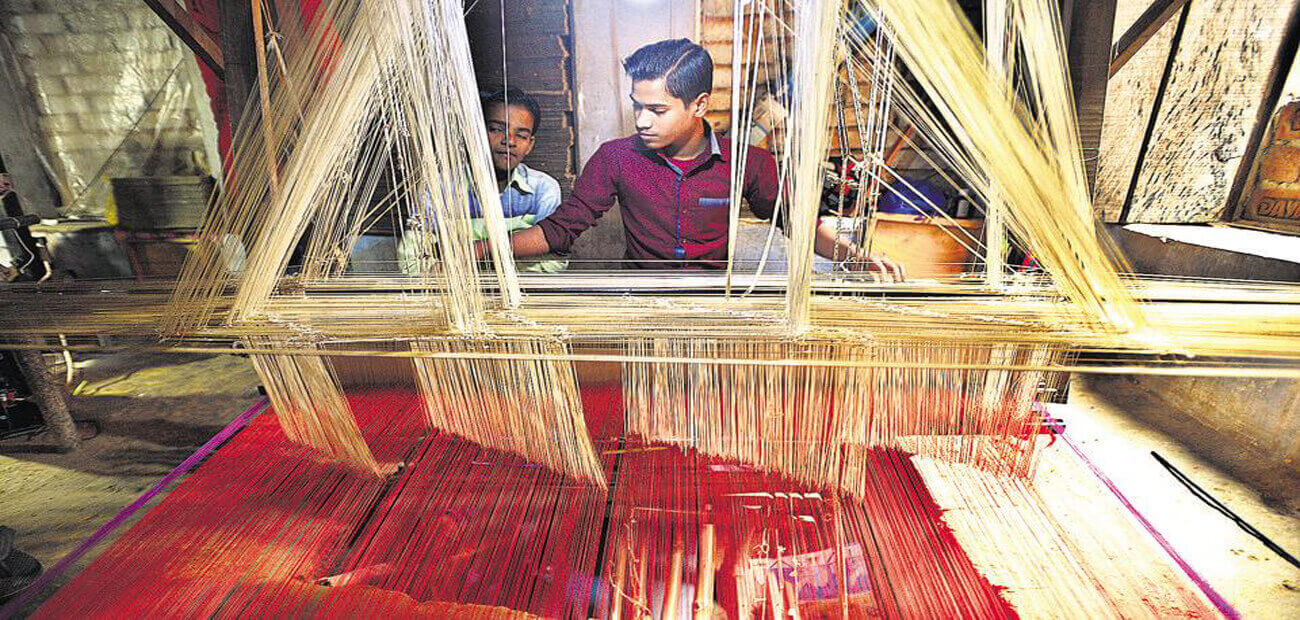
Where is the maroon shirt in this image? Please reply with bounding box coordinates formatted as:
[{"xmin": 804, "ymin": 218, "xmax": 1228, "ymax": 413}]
[{"xmin": 537, "ymin": 124, "xmax": 780, "ymax": 269}]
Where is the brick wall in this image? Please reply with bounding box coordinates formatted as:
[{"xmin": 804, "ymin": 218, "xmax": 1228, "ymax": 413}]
[{"xmin": 0, "ymin": 0, "xmax": 212, "ymax": 218}]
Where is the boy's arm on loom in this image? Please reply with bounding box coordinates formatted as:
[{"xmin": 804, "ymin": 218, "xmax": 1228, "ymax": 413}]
[
  {"xmin": 479, "ymin": 143, "xmax": 620, "ymax": 259},
  {"xmin": 813, "ymin": 221, "xmax": 906, "ymax": 281},
  {"xmin": 503, "ymin": 225, "xmax": 551, "ymax": 257},
  {"xmin": 528, "ymin": 144, "xmax": 622, "ymax": 256},
  {"xmin": 742, "ymin": 146, "xmax": 904, "ymax": 281},
  {"xmin": 474, "ymin": 217, "xmax": 552, "ymax": 258}
]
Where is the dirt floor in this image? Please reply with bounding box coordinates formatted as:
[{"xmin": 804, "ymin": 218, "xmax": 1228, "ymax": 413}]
[
  {"xmin": 0, "ymin": 352, "xmax": 260, "ymax": 615},
  {"xmin": 1, "ymin": 355, "xmax": 1297, "ymax": 617}
]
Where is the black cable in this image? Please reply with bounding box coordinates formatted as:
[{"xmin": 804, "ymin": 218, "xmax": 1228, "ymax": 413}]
[{"xmin": 1152, "ymin": 451, "xmax": 1300, "ymax": 570}]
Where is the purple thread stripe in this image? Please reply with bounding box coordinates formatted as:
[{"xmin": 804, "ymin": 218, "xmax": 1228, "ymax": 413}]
[
  {"xmin": 0, "ymin": 398, "xmax": 267, "ymax": 619},
  {"xmin": 1040, "ymin": 406, "xmax": 1240, "ymax": 619}
]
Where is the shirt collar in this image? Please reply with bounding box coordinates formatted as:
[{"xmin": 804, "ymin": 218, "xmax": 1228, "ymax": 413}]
[
  {"xmin": 505, "ymin": 163, "xmax": 536, "ymax": 194},
  {"xmin": 635, "ymin": 120, "xmax": 728, "ymax": 163},
  {"xmin": 704, "ymin": 122, "xmax": 725, "ymax": 161}
]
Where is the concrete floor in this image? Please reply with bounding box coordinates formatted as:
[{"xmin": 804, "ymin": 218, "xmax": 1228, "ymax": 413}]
[
  {"xmin": 1062, "ymin": 375, "xmax": 1300, "ymax": 617},
  {"xmin": 1, "ymin": 354, "xmax": 1297, "ymax": 617}
]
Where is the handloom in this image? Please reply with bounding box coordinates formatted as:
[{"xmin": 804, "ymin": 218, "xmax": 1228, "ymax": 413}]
[{"xmin": 2, "ymin": 0, "xmax": 1299, "ymax": 617}]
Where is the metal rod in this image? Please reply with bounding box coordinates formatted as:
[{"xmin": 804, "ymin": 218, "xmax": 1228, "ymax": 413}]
[{"xmin": 0, "ymin": 342, "xmax": 1297, "ymax": 379}]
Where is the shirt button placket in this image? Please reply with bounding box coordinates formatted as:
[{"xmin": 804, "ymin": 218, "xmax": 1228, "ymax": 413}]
[{"xmin": 667, "ymin": 159, "xmax": 685, "ymax": 266}]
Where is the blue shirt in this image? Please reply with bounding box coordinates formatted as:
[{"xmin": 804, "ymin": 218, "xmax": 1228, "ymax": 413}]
[{"xmin": 468, "ymin": 163, "xmax": 562, "ymax": 220}]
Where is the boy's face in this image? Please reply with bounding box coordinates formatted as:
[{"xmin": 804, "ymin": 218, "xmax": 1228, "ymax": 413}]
[
  {"xmin": 485, "ymin": 103, "xmax": 536, "ymax": 175},
  {"xmin": 630, "ymin": 78, "xmax": 709, "ymax": 153}
]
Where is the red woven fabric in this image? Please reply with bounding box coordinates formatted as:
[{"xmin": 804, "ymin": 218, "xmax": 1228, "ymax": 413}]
[{"xmin": 37, "ymin": 384, "xmax": 1014, "ymax": 618}]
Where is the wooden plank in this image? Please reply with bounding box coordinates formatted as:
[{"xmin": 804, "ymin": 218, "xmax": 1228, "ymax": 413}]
[
  {"xmin": 142, "ymin": 0, "xmax": 224, "ymax": 79},
  {"xmin": 500, "ymin": 58, "xmax": 569, "ymax": 91},
  {"xmin": 473, "ymin": 0, "xmax": 575, "ymax": 188},
  {"xmin": 502, "ymin": 6, "xmax": 569, "ymax": 35},
  {"xmin": 1070, "ymin": 0, "xmax": 1117, "ymax": 192},
  {"xmin": 699, "ymin": 0, "xmax": 776, "ymax": 18},
  {"xmin": 533, "ymin": 110, "xmax": 571, "ymax": 129},
  {"xmin": 1126, "ymin": 0, "xmax": 1299, "ymax": 223},
  {"xmin": 1109, "ymin": 0, "xmax": 1192, "ymax": 77},
  {"xmin": 500, "ymin": 34, "xmax": 567, "ymax": 61},
  {"xmin": 218, "ymin": 1, "xmax": 254, "ymax": 134},
  {"xmin": 701, "ymin": 19, "xmax": 892, "ymax": 155},
  {"xmin": 699, "ymin": 15, "xmax": 784, "ymax": 41},
  {"xmin": 1115, "ymin": 0, "xmax": 1192, "ymax": 224},
  {"xmin": 1093, "ymin": 1, "xmax": 1180, "ymax": 220},
  {"xmin": 710, "ymin": 60, "xmax": 786, "ymax": 77}
]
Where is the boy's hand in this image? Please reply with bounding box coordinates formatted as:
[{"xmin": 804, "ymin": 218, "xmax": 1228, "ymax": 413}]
[{"xmin": 846, "ymin": 250, "xmax": 906, "ymax": 282}]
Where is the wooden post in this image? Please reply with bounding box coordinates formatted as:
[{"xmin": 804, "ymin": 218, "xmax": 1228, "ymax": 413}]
[
  {"xmin": 249, "ymin": 0, "xmax": 280, "ymax": 190},
  {"xmin": 634, "ymin": 540, "xmax": 650, "ymax": 619},
  {"xmin": 694, "ymin": 523, "xmax": 716, "ymax": 619},
  {"xmin": 1108, "ymin": 0, "xmax": 1193, "ymax": 77},
  {"xmin": 611, "ymin": 543, "xmax": 628, "ymax": 620},
  {"xmin": 219, "ymin": 1, "xmax": 256, "ymax": 136},
  {"xmin": 142, "ymin": 0, "xmax": 225, "ymax": 78},
  {"xmin": 1066, "ymin": 0, "xmax": 1117, "ymax": 193},
  {"xmin": 662, "ymin": 537, "xmax": 685, "ymax": 619},
  {"xmin": 833, "ymin": 499, "xmax": 849, "ymax": 619},
  {"xmin": 14, "ymin": 342, "xmax": 80, "ymax": 452}
]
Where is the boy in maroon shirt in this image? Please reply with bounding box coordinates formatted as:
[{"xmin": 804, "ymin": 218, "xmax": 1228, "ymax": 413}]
[{"xmin": 488, "ymin": 39, "xmax": 903, "ymax": 280}]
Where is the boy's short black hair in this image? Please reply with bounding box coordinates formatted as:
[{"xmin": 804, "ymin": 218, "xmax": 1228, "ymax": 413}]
[
  {"xmin": 622, "ymin": 39, "xmax": 714, "ymax": 103},
  {"xmin": 481, "ymin": 87, "xmax": 542, "ymax": 133}
]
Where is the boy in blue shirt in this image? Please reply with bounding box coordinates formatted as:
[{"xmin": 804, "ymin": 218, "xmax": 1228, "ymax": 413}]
[
  {"xmin": 476, "ymin": 88, "xmax": 563, "ymax": 222},
  {"xmin": 402, "ymin": 88, "xmax": 566, "ymax": 272}
]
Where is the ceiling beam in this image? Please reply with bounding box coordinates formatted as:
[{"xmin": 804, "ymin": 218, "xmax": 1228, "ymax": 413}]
[
  {"xmin": 141, "ymin": 0, "xmax": 224, "ymax": 79},
  {"xmin": 1109, "ymin": 0, "xmax": 1192, "ymax": 77}
]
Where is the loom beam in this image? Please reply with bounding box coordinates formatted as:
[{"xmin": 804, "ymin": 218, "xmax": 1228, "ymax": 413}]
[{"xmin": 142, "ymin": 0, "xmax": 225, "ymax": 79}]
